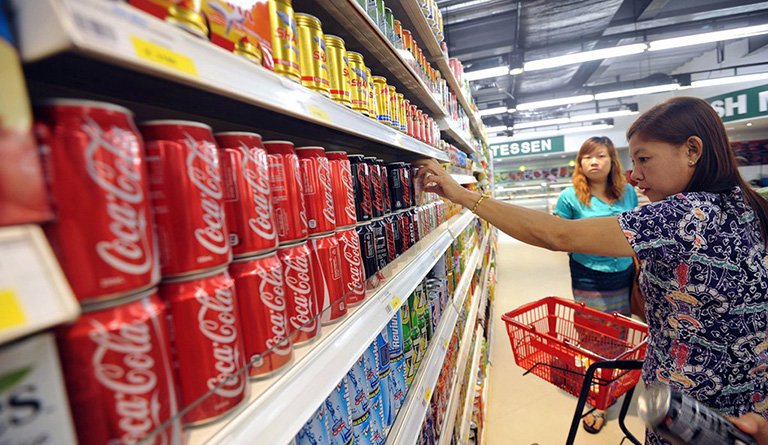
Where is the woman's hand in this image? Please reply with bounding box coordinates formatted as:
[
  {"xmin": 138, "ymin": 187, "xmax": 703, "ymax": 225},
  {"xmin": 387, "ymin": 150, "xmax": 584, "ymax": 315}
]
[
  {"xmin": 412, "ymin": 158, "xmax": 472, "ymax": 205},
  {"xmin": 730, "ymin": 413, "xmax": 768, "ymax": 444}
]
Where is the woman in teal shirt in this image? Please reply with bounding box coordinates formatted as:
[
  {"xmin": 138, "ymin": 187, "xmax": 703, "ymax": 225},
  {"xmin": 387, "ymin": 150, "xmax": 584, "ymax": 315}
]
[{"xmin": 554, "ymin": 136, "xmax": 638, "ymax": 433}]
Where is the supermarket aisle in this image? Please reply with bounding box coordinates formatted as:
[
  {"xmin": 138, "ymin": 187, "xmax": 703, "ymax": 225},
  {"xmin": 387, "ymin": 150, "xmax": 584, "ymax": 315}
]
[{"xmin": 484, "ymin": 232, "xmax": 646, "ymax": 444}]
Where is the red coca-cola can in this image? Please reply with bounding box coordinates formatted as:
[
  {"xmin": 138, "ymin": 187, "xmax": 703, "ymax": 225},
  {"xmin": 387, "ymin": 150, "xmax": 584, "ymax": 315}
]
[
  {"xmin": 414, "ymin": 109, "xmax": 424, "ymax": 142},
  {"xmin": 263, "ymin": 141, "xmax": 309, "ymax": 244},
  {"xmin": 308, "ymin": 233, "xmax": 345, "ymax": 324},
  {"xmin": 334, "ymin": 227, "xmax": 365, "ymax": 305},
  {"xmin": 159, "ymin": 268, "xmax": 247, "ymax": 424},
  {"xmin": 277, "ymin": 241, "xmax": 321, "ymax": 345},
  {"xmin": 230, "ymin": 252, "xmax": 293, "ymax": 379},
  {"xmin": 296, "ymin": 146, "xmax": 337, "ymax": 235},
  {"xmin": 365, "ymin": 157, "xmax": 384, "ymax": 218},
  {"xmin": 140, "ymin": 120, "xmax": 231, "ymax": 277},
  {"xmin": 35, "ymin": 99, "xmax": 159, "ymax": 302},
  {"xmin": 348, "ymin": 154, "xmax": 372, "ymax": 222},
  {"xmin": 215, "ymin": 132, "xmax": 278, "ymax": 257},
  {"xmin": 56, "ymin": 288, "xmax": 181, "ymax": 445},
  {"xmin": 326, "ymin": 151, "xmax": 357, "ymax": 228}
]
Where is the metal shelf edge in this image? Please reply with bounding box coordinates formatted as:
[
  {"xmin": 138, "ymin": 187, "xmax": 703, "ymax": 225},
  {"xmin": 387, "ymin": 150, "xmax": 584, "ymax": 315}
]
[{"xmin": 459, "ymin": 325, "xmax": 485, "ymax": 441}]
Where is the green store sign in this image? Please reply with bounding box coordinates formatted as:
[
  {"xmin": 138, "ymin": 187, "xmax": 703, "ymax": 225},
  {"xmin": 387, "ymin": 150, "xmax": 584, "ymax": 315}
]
[
  {"xmin": 707, "ymin": 84, "xmax": 768, "ymax": 123},
  {"xmin": 490, "ymin": 136, "xmax": 565, "ymax": 159}
]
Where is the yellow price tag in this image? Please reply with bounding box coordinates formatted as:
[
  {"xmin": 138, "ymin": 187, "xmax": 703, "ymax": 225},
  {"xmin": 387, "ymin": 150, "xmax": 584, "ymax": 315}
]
[
  {"xmin": 389, "ymin": 295, "xmax": 402, "ymax": 311},
  {"xmin": 443, "ymin": 338, "xmax": 449, "ymax": 349},
  {"xmin": 131, "ymin": 36, "xmax": 198, "ymax": 76},
  {"xmin": 424, "ymin": 388, "xmax": 432, "ymax": 402},
  {"xmin": 307, "ymin": 105, "xmax": 331, "ymax": 123},
  {"xmin": 0, "ymin": 289, "xmax": 26, "ymax": 331}
]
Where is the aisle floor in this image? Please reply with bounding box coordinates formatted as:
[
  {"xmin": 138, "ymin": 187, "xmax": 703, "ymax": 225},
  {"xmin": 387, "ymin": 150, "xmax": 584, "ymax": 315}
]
[{"xmin": 484, "ymin": 232, "xmax": 647, "ymax": 445}]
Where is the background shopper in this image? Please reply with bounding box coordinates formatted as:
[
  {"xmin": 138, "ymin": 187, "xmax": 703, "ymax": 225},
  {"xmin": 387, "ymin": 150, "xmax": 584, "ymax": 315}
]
[
  {"xmin": 553, "ymin": 136, "xmax": 638, "ymax": 433},
  {"xmin": 415, "ymin": 96, "xmax": 768, "ymax": 445}
]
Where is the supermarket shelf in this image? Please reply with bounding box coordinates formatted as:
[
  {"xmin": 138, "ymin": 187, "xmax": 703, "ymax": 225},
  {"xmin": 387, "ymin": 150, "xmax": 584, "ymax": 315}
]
[
  {"xmin": 185, "ymin": 211, "xmax": 471, "ymax": 444},
  {"xmin": 459, "ymin": 325, "xmax": 485, "ymax": 443},
  {"xmin": 448, "ymin": 210, "xmax": 476, "ymax": 238},
  {"xmin": 14, "ymin": 0, "xmax": 449, "ymax": 162},
  {"xmin": 387, "ymin": 229, "xmax": 486, "ymax": 444},
  {"xmin": 452, "ymin": 232, "xmax": 486, "ymax": 310},
  {"xmin": 388, "ymin": 1, "xmax": 483, "ymax": 140},
  {"xmin": 301, "ymin": 0, "xmax": 447, "ymax": 118},
  {"xmin": 0, "ymin": 225, "xmax": 80, "ymax": 345},
  {"xmin": 452, "ymin": 174, "xmax": 478, "ymax": 185},
  {"xmin": 473, "ymin": 165, "xmax": 483, "ymax": 175},
  {"xmin": 438, "ymin": 117, "xmax": 477, "ymax": 156}
]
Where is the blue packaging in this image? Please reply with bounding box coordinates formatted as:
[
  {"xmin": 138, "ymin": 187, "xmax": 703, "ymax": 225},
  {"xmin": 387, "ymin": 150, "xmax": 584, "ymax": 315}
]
[
  {"xmin": 362, "ymin": 344, "xmax": 386, "ymax": 445},
  {"xmin": 389, "ymin": 353, "xmax": 408, "ymax": 411},
  {"xmin": 376, "ymin": 331, "xmax": 394, "ymax": 427},
  {"xmin": 325, "ymin": 380, "xmax": 354, "ymax": 445},
  {"xmin": 387, "ymin": 309, "xmax": 404, "ymax": 359},
  {"xmin": 345, "ymin": 358, "xmax": 375, "ymax": 445},
  {"xmin": 296, "ymin": 404, "xmax": 331, "ymax": 445}
]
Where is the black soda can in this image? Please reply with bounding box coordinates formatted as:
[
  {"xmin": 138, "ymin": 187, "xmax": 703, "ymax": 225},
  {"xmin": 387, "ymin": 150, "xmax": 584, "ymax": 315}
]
[
  {"xmin": 406, "ymin": 162, "xmax": 417, "ymax": 207},
  {"xmin": 639, "ymin": 383, "xmax": 757, "ymax": 445},
  {"xmin": 365, "ymin": 157, "xmax": 384, "ymax": 218},
  {"xmin": 356, "ymin": 221, "xmax": 378, "ymax": 279},
  {"xmin": 408, "ymin": 207, "xmax": 419, "ymax": 244},
  {"xmin": 370, "ymin": 217, "xmax": 389, "ymax": 270},
  {"xmin": 397, "ymin": 210, "xmax": 412, "ymax": 252},
  {"xmin": 386, "ymin": 162, "xmax": 407, "ymax": 211},
  {"xmin": 377, "ymin": 160, "xmax": 391, "ymax": 215},
  {"xmin": 382, "ymin": 214, "xmax": 397, "ymax": 263},
  {"xmin": 349, "ymin": 154, "xmax": 372, "ymax": 222},
  {"xmin": 385, "ymin": 214, "xmax": 402, "ymax": 258}
]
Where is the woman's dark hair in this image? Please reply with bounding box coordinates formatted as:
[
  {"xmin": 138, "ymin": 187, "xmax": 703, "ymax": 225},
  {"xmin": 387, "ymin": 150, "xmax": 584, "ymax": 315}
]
[
  {"xmin": 572, "ymin": 136, "xmax": 627, "ymax": 206},
  {"xmin": 627, "ymin": 96, "xmax": 768, "ymax": 242}
]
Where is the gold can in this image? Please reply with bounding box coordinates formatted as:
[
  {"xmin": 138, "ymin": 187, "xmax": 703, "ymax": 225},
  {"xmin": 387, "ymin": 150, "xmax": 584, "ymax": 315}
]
[
  {"xmin": 131, "ymin": 0, "xmax": 208, "ymax": 38},
  {"xmin": 388, "ymin": 85, "xmax": 400, "ymax": 129},
  {"xmin": 398, "ymin": 94, "xmax": 408, "ymax": 132},
  {"xmin": 346, "ymin": 52, "xmax": 369, "ymax": 115},
  {"xmin": 270, "ymin": 0, "xmax": 301, "ymax": 82},
  {"xmin": 295, "ymin": 13, "xmax": 330, "ymax": 95},
  {"xmin": 325, "ymin": 35, "xmax": 352, "ymax": 107},
  {"xmin": 366, "ymin": 67, "xmax": 377, "ymax": 119},
  {"xmin": 372, "ymin": 76, "xmax": 391, "ymax": 124}
]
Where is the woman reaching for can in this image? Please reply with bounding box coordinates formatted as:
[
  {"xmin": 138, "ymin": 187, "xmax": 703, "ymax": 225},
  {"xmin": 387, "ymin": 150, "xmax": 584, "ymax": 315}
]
[{"xmin": 414, "ymin": 96, "xmax": 768, "ymax": 445}]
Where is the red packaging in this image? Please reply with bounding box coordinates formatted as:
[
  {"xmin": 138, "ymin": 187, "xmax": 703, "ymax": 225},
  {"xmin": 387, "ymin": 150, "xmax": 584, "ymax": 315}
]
[
  {"xmin": 414, "ymin": 109, "xmax": 423, "ymax": 142},
  {"xmin": 296, "ymin": 146, "xmax": 337, "ymax": 235},
  {"xmin": 140, "ymin": 120, "xmax": 232, "ymax": 277},
  {"xmin": 159, "ymin": 268, "xmax": 247, "ymax": 424},
  {"xmin": 366, "ymin": 157, "xmax": 384, "ymax": 218},
  {"xmin": 36, "ymin": 99, "xmax": 159, "ymax": 302},
  {"xmin": 277, "ymin": 241, "xmax": 321, "ymax": 345},
  {"xmin": 326, "ymin": 151, "xmax": 357, "ymax": 228},
  {"xmin": 215, "ymin": 132, "xmax": 279, "ymax": 257},
  {"xmin": 382, "ymin": 214, "xmax": 397, "ymax": 263},
  {"xmin": 335, "ymin": 227, "xmax": 365, "ymax": 305},
  {"xmin": 397, "ymin": 210, "xmax": 412, "ymax": 252},
  {"xmin": 230, "ymin": 252, "xmax": 294, "ymax": 379},
  {"xmin": 308, "ymin": 233, "xmax": 345, "ymax": 324},
  {"xmin": 56, "ymin": 289, "xmax": 181, "ymax": 445},
  {"xmin": 406, "ymin": 103, "xmax": 415, "ymax": 138},
  {"xmin": 263, "ymin": 140, "xmax": 309, "ymax": 244}
]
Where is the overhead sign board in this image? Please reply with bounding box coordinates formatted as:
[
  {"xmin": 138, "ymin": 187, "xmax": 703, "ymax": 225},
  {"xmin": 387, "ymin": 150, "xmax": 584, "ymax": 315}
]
[
  {"xmin": 706, "ymin": 84, "xmax": 768, "ymax": 123},
  {"xmin": 490, "ymin": 136, "xmax": 565, "ymax": 159}
]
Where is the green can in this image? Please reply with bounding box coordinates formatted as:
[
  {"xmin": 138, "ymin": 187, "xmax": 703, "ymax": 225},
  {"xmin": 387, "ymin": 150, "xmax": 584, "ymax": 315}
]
[{"xmin": 400, "ymin": 298, "xmax": 413, "ymax": 384}]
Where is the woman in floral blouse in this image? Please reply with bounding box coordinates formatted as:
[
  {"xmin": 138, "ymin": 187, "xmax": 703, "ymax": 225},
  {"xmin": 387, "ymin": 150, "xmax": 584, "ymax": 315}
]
[{"xmin": 415, "ymin": 96, "xmax": 768, "ymax": 444}]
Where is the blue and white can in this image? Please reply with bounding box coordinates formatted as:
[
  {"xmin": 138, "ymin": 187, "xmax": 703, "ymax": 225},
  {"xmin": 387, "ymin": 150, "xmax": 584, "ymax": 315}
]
[
  {"xmin": 325, "ymin": 380, "xmax": 354, "ymax": 445},
  {"xmin": 376, "ymin": 331, "xmax": 394, "ymax": 427},
  {"xmin": 345, "ymin": 357, "xmax": 375, "ymax": 445},
  {"xmin": 296, "ymin": 403, "xmax": 331, "ymax": 445},
  {"xmin": 362, "ymin": 343, "xmax": 386, "ymax": 445}
]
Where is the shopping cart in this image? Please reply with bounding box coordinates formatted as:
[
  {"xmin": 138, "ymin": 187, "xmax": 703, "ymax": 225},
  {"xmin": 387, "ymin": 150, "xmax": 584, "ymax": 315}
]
[{"xmin": 502, "ymin": 297, "xmax": 648, "ymax": 445}]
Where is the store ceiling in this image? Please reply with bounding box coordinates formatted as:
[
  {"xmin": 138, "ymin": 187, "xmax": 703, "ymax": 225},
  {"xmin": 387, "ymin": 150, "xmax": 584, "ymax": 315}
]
[{"xmin": 440, "ymin": 0, "xmax": 768, "ymax": 129}]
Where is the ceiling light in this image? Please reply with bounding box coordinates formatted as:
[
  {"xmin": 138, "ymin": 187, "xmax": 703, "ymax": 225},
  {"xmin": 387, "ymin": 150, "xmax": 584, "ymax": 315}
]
[
  {"xmin": 509, "ymin": 67, "xmax": 524, "ymax": 75},
  {"xmin": 649, "ymin": 24, "xmax": 768, "ymax": 51},
  {"xmin": 479, "ymin": 106, "xmax": 509, "ymax": 116},
  {"xmin": 524, "ymin": 44, "xmax": 648, "ymax": 71},
  {"xmin": 484, "ymin": 125, "xmax": 510, "ymax": 133},
  {"xmin": 513, "ymin": 117, "xmax": 570, "ymax": 130},
  {"xmin": 594, "ymin": 83, "xmax": 679, "ymax": 100},
  {"xmin": 511, "ymin": 109, "xmax": 639, "ymax": 130},
  {"xmin": 465, "ymin": 66, "xmax": 510, "ymax": 81},
  {"xmin": 513, "ymin": 123, "xmax": 614, "ymax": 139},
  {"xmin": 517, "ymin": 94, "xmax": 594, "ymax": 111},
  {"xmin": 747, "ymin": 122, "xmax": 753, "ymax": 127},
  {"xmin": 690, "ymin": 72, "xmax": 768, "ymax": 88}
]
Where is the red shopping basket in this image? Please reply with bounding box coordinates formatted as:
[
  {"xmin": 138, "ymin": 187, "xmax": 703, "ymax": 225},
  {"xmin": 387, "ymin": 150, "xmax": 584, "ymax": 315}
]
[{"xmin": 502, "ymin": 297, "xmax": 648, "ymax": 410}]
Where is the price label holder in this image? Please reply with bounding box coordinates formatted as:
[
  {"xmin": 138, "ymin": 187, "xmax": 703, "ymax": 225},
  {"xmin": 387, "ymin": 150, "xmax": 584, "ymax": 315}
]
[{"xmin": 0, "ymin": 225, "xmax": 80, "ymax": 345}]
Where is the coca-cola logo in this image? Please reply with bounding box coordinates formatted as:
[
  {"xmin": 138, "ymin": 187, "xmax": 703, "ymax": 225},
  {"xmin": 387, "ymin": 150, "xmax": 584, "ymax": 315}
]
[
  {"xmin": 82, "ymin": 116, "xmax": 153, "ymax": 276},
  {"xmin": 195, "ymin": 285, "xmax": 246, "ymax": 398},
  {"xmin": 317, "ymin": 158, "xmax": 336, "ymax": 226},
  {"xmin": 357, "ymin": 168, "xmax": 372, "ymax": 215},
  {"xmin": 401, "ymin": 171, "xmax": 412, "ymax": 206},
  {"xmin": 385, "ymin": 225, "xmax": 395, "ymax": 261},
  {"xmin": 237, "ymin": 142, "xmax": 277, "ymax": 242},
  {"xmin": 282, "ymin": 251, "xmax": 317, "ymax": 333},
  {"xmin": 370, "ymin": 168, "xmax": 383, "ymax": 213},
  {"xmin": 339, "ymin": 232, "xmax": 364, "ymax": 293},
  {"xmin": 339, "ymin": 163, "xmax": 357, "ymax": 223},
  {"xmin": 255, "ymin": 262, "xmax": 291, "ymax": 356},
  {"xmin": 89, "ymin": 318, "xmax": 163, "ymax": 444},
  {"xmin": 184, "ymin": 133, "xmax": 229, "ymax": 256},
  {"xmin": 291, "ymin": 156, "xmax": 309, "ymax": 232}
]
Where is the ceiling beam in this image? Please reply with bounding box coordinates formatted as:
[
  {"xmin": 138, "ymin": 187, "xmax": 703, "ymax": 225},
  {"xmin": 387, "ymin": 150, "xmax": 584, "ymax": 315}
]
[
  {"xmin": 605, "ymin": 2, "xmax": 768, "ymax": 35},
  {"xmin": 637, "ymin": 0, "xmax": 671, "ymax": 20}
]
